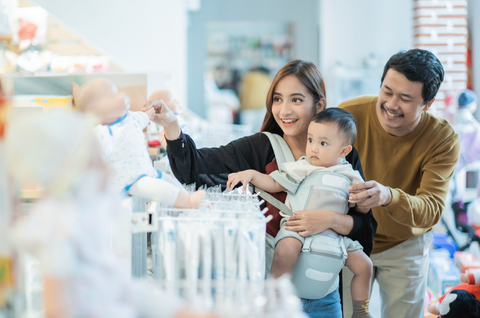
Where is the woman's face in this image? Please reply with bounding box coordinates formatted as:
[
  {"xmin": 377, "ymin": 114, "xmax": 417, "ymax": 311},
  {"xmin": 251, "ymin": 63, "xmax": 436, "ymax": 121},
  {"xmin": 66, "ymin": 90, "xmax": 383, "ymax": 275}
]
[{"xmin": 271, "ymin": 75, "xmax": 321, "ymax": 139}]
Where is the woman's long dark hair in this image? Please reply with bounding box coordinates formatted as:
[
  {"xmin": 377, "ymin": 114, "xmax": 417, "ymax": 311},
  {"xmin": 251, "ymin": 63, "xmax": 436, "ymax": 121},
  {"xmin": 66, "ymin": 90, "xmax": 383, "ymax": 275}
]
[{"xmin": 260, "ymin": 60, "xmax": 327, "ymax": 135}]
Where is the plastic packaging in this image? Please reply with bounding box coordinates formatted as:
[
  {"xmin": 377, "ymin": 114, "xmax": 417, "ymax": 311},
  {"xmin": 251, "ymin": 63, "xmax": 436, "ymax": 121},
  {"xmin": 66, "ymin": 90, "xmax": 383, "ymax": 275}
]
[
  {"xmin": 428, "ymin": 250, "xmax": 462, "ymax": 294},
  {"xmin": 147, "ymin": 186, "xmax": 288, "ymax": 316},
  {"xmin": 162, "ymin": 219, "xmax": 177, "ymax": 293},
  {"xmin": 454, "ymin": 251, "xmax": 480, "ymax": 273}
]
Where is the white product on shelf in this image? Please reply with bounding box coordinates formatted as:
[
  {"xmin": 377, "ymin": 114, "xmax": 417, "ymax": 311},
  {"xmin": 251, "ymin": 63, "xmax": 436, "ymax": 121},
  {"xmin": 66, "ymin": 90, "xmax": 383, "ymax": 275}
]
[{"xmin": 129, "ymin": 186, "xmax": 305, "ymax": 317}]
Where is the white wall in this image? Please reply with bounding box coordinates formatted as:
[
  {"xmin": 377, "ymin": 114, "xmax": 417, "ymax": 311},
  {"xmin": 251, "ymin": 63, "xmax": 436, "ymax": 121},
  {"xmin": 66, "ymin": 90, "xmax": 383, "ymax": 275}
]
[
  {"xmin": 33, "ymin": 0, "xmax": 188, "ymax": 107},
  {"xmin": 319, "ymin": 0, "xmax": 414, "ymax": 106}
]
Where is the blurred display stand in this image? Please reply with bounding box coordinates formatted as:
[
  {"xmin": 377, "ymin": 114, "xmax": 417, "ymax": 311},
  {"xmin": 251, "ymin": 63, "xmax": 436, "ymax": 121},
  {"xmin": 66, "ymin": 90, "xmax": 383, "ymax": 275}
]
[
  {"xmin": 206, "ymin": 21, "xmax": 294, "ymax": 80},
  {"xmin": 205, "ymin": 21, "xmax": 293, "ymax": 125},
  {"xmin": 329, "ymin": 66, "xmax": 383, "ymax": 108}
]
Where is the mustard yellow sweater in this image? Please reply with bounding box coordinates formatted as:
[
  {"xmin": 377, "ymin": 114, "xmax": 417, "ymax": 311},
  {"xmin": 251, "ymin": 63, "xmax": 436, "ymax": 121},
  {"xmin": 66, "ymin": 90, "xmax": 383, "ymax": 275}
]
[{"xmin": 339, "ymin": 96, "xmax": 460, "ymax": 254}]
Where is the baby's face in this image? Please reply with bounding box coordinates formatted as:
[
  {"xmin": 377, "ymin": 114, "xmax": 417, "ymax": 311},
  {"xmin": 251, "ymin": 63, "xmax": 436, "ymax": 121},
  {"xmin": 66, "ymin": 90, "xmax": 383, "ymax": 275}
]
[
  {"xmin": 306, "ymin": 122, "xmax": 350, "ymax": 167},
  {"xmin": 75, "ymin": 79, "xmax": 130, "ymax": 125},
  {"xmin": 97, "ymin": 81, "xmax": 130, "ymax": 124}
]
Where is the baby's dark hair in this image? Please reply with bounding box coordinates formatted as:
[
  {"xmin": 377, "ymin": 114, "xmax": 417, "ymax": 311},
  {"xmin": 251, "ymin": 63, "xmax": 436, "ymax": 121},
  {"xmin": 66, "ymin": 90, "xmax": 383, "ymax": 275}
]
[{"xmin": 311, "ymin": 108, "xmax": 357, "ymax": 145}]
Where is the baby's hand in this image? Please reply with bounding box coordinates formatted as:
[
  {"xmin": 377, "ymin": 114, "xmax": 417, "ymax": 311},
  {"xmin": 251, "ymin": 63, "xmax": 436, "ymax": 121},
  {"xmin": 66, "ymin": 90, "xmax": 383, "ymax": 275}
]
[
  {"xmin": 227, "ymin": 170, "xmax": 255, "ymax": 192},
  {"xmin": 188, "ymin": 190, "xmax": 205, "ymax": 209},
  {"xmin": 427, "ymin": 302, "xmax": 440, "ymax": 315},
  {"xmin": 460, "ymin": 273, "xmax": 470, "ymax": 283}
]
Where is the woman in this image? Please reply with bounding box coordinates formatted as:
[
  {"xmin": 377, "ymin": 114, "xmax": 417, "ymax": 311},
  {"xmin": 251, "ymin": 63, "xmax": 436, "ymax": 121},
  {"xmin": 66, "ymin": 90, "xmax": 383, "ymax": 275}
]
[{"xmin": 148, "ymin": 60, "xmax": 376, "ymax": 317}]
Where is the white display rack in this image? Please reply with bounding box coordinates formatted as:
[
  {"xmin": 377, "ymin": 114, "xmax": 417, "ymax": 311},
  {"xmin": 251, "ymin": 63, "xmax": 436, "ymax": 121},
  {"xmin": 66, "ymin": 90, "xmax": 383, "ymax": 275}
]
[{"xmin": 129, "ymin": 189, "xmax": 306, "ymax": 317}]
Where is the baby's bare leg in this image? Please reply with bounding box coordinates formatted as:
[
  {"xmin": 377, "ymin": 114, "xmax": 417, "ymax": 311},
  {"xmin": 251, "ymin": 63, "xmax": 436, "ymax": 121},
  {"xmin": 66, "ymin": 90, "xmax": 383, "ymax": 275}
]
[
  {"xmin": 175, "ymin": 189, "xmax": 205, "ymax": 208},
  {"xmin": 128, "ymin": 177, "xmax": 204, "ymax": 208},
  {"xmin": 345, "ymin": 250, "xmax": 373, "ymax": 318},
  {"xmin": 270, "ymin": 237, "xmax": 303, "ymax": 278}
]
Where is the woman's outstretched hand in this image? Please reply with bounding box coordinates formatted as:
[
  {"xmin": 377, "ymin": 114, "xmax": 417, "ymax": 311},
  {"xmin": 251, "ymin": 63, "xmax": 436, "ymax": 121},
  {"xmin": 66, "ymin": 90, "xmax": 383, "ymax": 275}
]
[
  {"xmin": 144, "ymin": 98, "xmax": 181, "ymax": 140},
  {"xmin": 143, "ymin": 98, "xmax": 177, "ymax": 127}
]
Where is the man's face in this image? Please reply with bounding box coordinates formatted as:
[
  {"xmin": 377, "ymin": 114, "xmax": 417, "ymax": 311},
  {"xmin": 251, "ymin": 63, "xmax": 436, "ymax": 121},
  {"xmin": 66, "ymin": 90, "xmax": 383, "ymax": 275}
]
[{"xmin": 376, "ymin": 69, "xmax": 433, "ymax": 137}]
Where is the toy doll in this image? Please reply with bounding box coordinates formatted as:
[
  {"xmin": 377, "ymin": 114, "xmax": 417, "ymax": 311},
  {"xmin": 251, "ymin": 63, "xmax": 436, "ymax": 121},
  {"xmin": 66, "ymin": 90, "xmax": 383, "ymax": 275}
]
[
  {"xmin": 427, "ymin": 269, "xmax": 480, "ymax": 317},
  {"xmin": 73, "ymin": 79, "xmax": 204, "ymax": 208}
]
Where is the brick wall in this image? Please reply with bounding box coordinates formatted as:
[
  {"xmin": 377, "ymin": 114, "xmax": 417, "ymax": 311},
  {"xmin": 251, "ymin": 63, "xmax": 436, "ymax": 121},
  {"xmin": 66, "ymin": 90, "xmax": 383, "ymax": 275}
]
[{"xmin": 414, "ymin": 0, "xmax": 468, "ymax": 117}]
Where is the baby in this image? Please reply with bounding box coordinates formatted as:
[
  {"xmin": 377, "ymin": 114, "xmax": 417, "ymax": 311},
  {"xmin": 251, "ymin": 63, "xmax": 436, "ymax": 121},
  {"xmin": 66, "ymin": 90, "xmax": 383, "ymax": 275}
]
[
  {"xmin": 73, "ymin": 79, "xmax": 204, "ymax": 208},
  {"xmin": 227, "ymin": 108, "xmax": 373, "ymax": 318}
]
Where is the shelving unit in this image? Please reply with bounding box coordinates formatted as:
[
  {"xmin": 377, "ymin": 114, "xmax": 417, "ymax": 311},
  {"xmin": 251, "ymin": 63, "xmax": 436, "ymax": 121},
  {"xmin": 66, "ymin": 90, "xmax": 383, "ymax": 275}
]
[
  {"xmin": 0, "ymin": 0, "xmax": 121, "ymax": 73},
  {"xmin": 206, "ymin": 21, "xmax": 294, "ymax": 87}
]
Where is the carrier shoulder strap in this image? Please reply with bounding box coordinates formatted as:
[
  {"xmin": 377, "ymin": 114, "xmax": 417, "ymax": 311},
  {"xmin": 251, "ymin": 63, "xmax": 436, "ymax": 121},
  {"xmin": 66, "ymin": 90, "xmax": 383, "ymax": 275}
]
[
  {"xmin": 262, "ymin": 131, "xmax": 295, "ymax": 166},
  {"xmin": 248, "ymin": 132, "xmax": 294, "ymax": 217}
]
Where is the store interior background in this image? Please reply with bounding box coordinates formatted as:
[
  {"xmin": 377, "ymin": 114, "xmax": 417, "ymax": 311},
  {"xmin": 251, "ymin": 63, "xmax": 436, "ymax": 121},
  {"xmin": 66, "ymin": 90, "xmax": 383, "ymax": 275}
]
[
  {"xmin": 31, "ymin": 0, "xmax": 480, "ymax": 121},
  {"xmin": 2, "ymin": 0, "xmax": 480, "ymax": 316}
]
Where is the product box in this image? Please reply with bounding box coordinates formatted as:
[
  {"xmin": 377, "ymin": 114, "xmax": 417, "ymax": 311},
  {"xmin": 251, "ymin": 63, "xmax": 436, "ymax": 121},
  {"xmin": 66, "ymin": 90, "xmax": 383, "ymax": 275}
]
[
  {"xmin": 432, "ymin": 232, "xmax": 458, "ymax": 258},
  {"xmin": 465, "ymin": 267, "xmax": 480, "ymax": 276},
  {"xmin": 12, "ymin": 95, "xmax": 72, "ymax": 112},
  {"xmin": 454, "ymin": 251, "xmax": 480, "ymax": 273},
  {"xmin": 428, "ymin": 250, "xmax": 461, "ymax": 295}
]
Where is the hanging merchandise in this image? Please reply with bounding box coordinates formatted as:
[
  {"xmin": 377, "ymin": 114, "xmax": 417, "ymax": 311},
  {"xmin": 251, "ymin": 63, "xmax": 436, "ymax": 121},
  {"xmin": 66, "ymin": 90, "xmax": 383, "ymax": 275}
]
[
  {"xmin": 15, "ymin": 45, "xmax": 52, "ymax": 73},
  {"xmin": 145, "ymin": 187, "xmax": 306, "ymax": 317},
  {"xmin": 11, "ymin": 6, "xmax": 48, "ymax": 51}
]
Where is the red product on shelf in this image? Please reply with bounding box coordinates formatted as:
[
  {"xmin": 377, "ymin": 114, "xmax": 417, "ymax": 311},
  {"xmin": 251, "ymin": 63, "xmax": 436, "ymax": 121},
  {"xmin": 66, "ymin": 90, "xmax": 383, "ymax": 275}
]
[{"xmin": 148, "ymin": 140, "xmax": 161, "ymax": 147}]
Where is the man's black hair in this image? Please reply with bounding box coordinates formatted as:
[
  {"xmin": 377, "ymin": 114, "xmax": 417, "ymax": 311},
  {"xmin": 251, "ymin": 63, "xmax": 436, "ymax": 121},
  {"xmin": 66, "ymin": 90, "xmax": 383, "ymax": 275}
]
[
  {"xmin": 381, "ymin": 49, "xmax": 444, "ymax": 104},
  {"xmin": 312, "ymin": 108, "xmax": 357, "ymax": 145}
]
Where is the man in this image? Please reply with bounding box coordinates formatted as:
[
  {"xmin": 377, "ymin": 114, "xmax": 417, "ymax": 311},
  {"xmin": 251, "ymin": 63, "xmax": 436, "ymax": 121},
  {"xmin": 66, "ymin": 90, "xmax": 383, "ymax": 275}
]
[
  {"xmin": 237, "ymin": 66, "xmax": 272, "ymax": 132},
  {"xmin": 339, "ymin": 49, "xmax": 460, "ymax": 318}
]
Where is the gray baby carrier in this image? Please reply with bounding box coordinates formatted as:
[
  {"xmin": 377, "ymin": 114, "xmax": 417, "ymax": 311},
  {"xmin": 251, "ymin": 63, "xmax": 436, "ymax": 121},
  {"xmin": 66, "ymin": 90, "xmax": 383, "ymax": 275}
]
[{"xmin": 254, "ymin": 132, "xmax": 352, "ymax": 300}]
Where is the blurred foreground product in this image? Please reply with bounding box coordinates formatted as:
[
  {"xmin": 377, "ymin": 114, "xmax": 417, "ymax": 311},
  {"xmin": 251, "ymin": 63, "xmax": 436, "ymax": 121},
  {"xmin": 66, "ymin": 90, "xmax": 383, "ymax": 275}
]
[
  {"xmin": 5, "ymin": 111, "xmax": 215, "ymax": 318},
  {"xmin": 0, "ymin": 76, "xmax": 15, "ymax": 315},
  {"xmin": 0, "ymin": 141, "xmax": 14, "ymax": 312},
  {"xmin": 0, "ymin": 42, "xmax": 17, "ymax": 74},
  {"xmin": 143, "ymin": 186, "xmax": 306, "ymax": 317}
]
